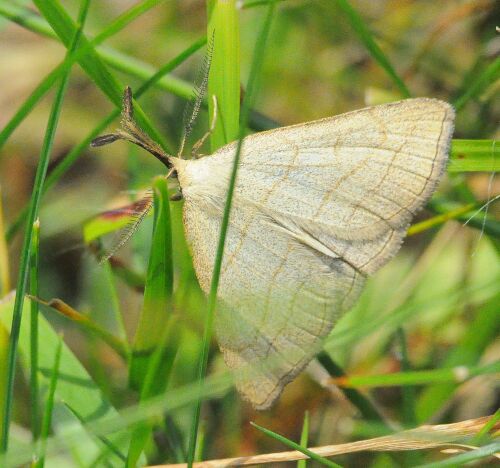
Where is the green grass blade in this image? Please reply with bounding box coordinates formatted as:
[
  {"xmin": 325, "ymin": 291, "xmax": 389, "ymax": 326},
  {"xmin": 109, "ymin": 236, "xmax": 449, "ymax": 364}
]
[
  {"xmin": 0, "ymin": 3, "xmax": 271, "ymax": 133},
  {"xmin": 0, "ymin": 3, "xmax": 194, "ymax": 153},
  {"xmin": 0, "ymin": 66, "xmax": 63, "ymax": 151},
  {"xmin": 453, "ymin": 56, "xmax": 500, "ymax": 111},
  {"xmin": 0, "ymin": 295, "xmax": 134, "ymax": 464},
  {"xmin": 34, "ymin": 0, "xmax": 158, "ymax": 107},
  {"xmin": 37, "ymin": 297, "xmax": 129, "ymax": 359},
  {"xmin": 129, "ymin": 176, "xmax": 173, "ymax": 390},
  {"xmin": 3, "ymin": 370, "xmax": 233, "ymax": 466},
  {"xmin": 0, "ymin": 2, "xmax": 192, "ymax": 101},
  {"xmin": 242, "ymin": 0, "xmax": 287, "ymax": 7},
  {"xmin": 415, "ymin": 441, "xmax": 500, "ymax": 468},
  {"xmin": 127, "ymin": 177, "xmax": 175, "ymax": 467},
  {"xmin": 64, "ymin": 404, "xmax": 126, "ymax": 463},
  {"xmin": 407, "ymin": 203, "xmax": 476, "ymax": 236},
  {"xmin": 32, "ymin": 0, "xmax": 172, "ymax": 154},
  {"xmin": 0, "ymin": 187, "xmax": 9, "ymax": 294},
  {"xmin": 396, "ymin": 328, "xmax": 421, "ymax": 468},
  {"xmin": 427, "ymin": 197, "xmax": 500, "ymax": 240},
  {"xmin": 327, "ymin": 279, "xmax": 497, "ymax": 353},
  {"xmin": 45, "ymin": 35, "xmax": 204, "ymax": 192},
  {"xmin": 0, "ymin": 3, "xmax": 55, "ymax": 38},
  {"xmin": 207, "ymin": 0, "xmax": 240, "ymax": 150},
  {"xmin": 415, "ymin": 291, "xmax": 500, "ymax": 422},
  {"xmin": 470, "ymin": 409, "xmax": 500, "ymax": 446},
  {"xmin": 101, "ymin": 259, "xmax": 127, "ymax": 340},
  {"xmin": 187, "ymin": 3, "xmax": 276, "ymax": 465},
  {"xmin": 297, "ymin": 411, "xmax": 310, "ymax": 468},
  {"xmin": 251, "ymin": 422, "xmax": 343, "ymax": 468},
  {"xmin": 0, "ymin": 187, "xmax": 8, "ymax": 444},
  {"xmin": 396, "ymin": 329, "xmax": 417, "ymax": 427},
  {"xmin": 0, "ymin": 5, "xmax": 86, "ymax": 451},
  {"xmin": 317, "ymin": 353, "xmax": 392, "ymax": 427},
  {"xmin": 6, "ymin": 37, "xmax": 205, "ymax": 244},
  {"xmin": 29, "ymin": 219, "xmax": 40, "ymax": 445},
  {"xmin": 36, "ymin": 335, "xmax": 63, "ymax": 468},
  {"xmin": 332, "ymin": 0, "xmax": 411, "ymax": 98},
  {"xmin": 331, "ymin": 361, "xmax": 500, "ymax": 388},
  {"xmin": 449, "ymin": 139, "xmax": 499, "ymax": 172}
]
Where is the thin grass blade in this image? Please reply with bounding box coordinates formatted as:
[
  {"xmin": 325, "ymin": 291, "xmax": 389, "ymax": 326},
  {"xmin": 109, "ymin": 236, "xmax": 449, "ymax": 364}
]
[
  {"xmin": 207, "ymin": 0, "xmax": 240, "ymax": 151},
  {"xmin": 415, "ymin": 441, "xmax": 500, "ymax": 468},
  {"xmin": 6, "ymin": 37, "xmax": 205, "ymax": 244},
  {"xmin": 317, "ymin": 353, "xmax": 391, "ymax": 427},
  {"xmin": 35, "ymin": 297, "xmax": 128, "ymax": 358},
  {"xmin": 453, "ymin": 57, "xmax": 500, "ymax": 111},
  {"xmin": 251, "ymin": 422, "xmax": 343, "ymax": 468},
  {"xmin": 129, "ymin": 177, "xmax": 173, "ymax": 390},
  {"xmin": 0, "ymin": 295, "xmax": 133, "ymax": 464},
  {"xmin": 415, "ymin": 292, "xmax": 500, "ymax": 422},
  {"xmin": 33, "ymin": 0, "xmax": 172, "ymax": 154},
  {"xmin": 36, "ymin": 335, "xmax": 63, "ymax": 468},
  {"xmin": 331, "ymin": 0, "xmax": 410, "ymax": 98},
  {"xmin": 0, "ymin": 188, "xmax": 8, "ymax": 295},
  {"xmin": 64, "ymin": 404, "xmax": 127, "ymax": 463},
  {"xmin": 0, "ymin": 0, "xmax": 89, "ymax": 449},
  {"xmin": 449, "ymin": 139, "xmax": 499, "ymax": 172},
  {"xmin": 187, "ymin": 2, "xmax": 276, "ymax": 465},
  {"xmin": 30, "ymin": 219, "xmax": 41, "ymax": 446},
  {"xmin": 297, "ymin": 411, "xmax": 310, "ymax": 468},
  {"xmin": 127, "ymin": 177, "xmax": 174, "ymax": 466}
]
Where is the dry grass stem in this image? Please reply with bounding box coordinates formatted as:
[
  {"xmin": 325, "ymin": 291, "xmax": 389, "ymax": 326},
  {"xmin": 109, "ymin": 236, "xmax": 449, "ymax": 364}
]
[{"xmin": 152, "ymin": 416, "xmax": 499, "ymax": 467}]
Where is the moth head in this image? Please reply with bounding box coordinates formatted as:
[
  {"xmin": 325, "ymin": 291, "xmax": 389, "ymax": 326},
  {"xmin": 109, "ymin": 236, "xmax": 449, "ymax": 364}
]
[{"xmin": 169, "ymin": 155, "xmax": 230, "ymax": 204}]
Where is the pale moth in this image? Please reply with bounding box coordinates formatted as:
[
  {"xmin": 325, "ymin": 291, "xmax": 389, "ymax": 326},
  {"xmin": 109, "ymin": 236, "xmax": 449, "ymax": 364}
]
[{"xmin": 92, "ymin": 88, "xmax": 455, "ymax": 410}]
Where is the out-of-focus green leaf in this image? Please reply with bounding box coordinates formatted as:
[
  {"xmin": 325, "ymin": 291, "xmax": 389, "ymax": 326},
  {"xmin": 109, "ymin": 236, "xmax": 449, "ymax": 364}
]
[
  {"xmin": 127, "ymin": 176, "xmax": 175, "ymax": 467},
  {"xmin": 331, "ymin": 0, "xmax": 410, "ymax": 98},
  {"xmin": 331, "ymin": 361, "xmax": 500, "ymax": 388},
  {"xmin": 0, "ymin": 295, "xmax": 130, "ymax": 465},
  {"xmin": 207, "ymin": 0, "xmax": 240, "ymax": 151},
  {"xmin": 37, "ymin": 335, "xmax": 62, "ymax": 468},
  {"xmin": 129, "ymin": 176, "xmax": 174, "ymax": 391},
  {"xmin": 416, "ymin": 292, "xmax": 500, "ymax": 422},
  {"xmin": 453, "ymin": 57, "xmax": 500, "ymax": 110},
  {"xmin": 32, "ymin": 0, "xmax": 171, "ymax": 154},
  {"xmin": 449, "ymin": 140, "xmax": 499, "ymax": 172}
]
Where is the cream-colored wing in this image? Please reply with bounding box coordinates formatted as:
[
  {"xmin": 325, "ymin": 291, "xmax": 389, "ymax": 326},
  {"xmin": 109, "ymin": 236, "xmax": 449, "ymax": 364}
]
[
  {"xmin": 172, "ymin": 98, "xmax": 454, "ymax": 409},
  {"xmin": 216, "ymin": 98, "xmax": 454, "ymax": 275},
  {"xmin": 182, "ymin": 198, "xmax": 365, "ymax": 409}
]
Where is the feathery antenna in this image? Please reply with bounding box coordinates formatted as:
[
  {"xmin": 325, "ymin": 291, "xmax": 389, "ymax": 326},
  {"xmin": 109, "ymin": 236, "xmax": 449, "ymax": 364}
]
[
  {"xmin": 177, "ymin": 31, "xmax": 215, "ymax": 158},
  {"xmin": 90, "ymin": 36, "xmax": 216, "ymax": 260},
  {"xmin": 98, "ymin": 193, "xmax": 154, "ymax": 264},
  {"xmin": 91, "ymin": 87, "xmax": 172, "ymax": 168}
]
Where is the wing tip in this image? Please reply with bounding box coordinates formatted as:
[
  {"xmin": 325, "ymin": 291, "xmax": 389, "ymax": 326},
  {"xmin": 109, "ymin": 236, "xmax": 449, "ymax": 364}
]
[{"xmin": 359, "ymin": 98, "xmax": 455, "ymax": 276}]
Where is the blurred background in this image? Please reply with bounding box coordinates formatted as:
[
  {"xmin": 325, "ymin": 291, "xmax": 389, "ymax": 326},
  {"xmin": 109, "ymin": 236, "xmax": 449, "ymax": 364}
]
[{"xmin": 0, "ymin": 0, "xmax": 499, "ymax": 466}]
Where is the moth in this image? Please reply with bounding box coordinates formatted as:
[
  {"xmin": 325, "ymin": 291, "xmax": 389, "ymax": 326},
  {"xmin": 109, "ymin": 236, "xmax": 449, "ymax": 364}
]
[{"xmin": 93, "ymin": 87, "xmax": 454, "ymax": 410}]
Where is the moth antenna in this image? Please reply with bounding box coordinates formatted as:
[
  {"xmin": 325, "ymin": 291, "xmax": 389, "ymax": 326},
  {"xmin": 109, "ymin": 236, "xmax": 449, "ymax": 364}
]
[
  {"xmin": 99, "ymin": 193, "xmax": 154, "ymax": 264},
  {"xmin": 177, "ymin": 31, "xmax": 215, "ymax": 158},
  {"xmin": 91, "ymin": 87, "xmax": 172, "ymax": 168},
  {"xmin": 166, "ymin": 167, "xmax": 176, "ymax": 179},
  {"xmin": 191, "ymin": 94, "xmax": 218, "ymax": 158}
]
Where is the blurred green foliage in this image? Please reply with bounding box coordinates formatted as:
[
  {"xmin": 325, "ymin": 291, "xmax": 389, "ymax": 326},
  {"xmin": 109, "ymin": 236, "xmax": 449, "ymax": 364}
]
[{"xmin": 0, "ymin": 0, "xmax": 498, "ymax": 466}]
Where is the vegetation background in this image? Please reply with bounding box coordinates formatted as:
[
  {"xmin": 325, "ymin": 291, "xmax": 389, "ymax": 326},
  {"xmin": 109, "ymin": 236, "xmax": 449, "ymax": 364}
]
[{"xmin": 0, "ymin": 0, "xmax": 498, "ymax": 466}]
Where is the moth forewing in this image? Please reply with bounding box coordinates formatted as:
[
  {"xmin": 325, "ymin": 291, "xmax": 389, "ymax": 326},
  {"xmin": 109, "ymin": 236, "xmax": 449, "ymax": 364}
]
[
  {"xmin": 174, "ymin": 98, "xmax": 455, "ymax": 409},
  {"xmin": 93, "ymin": 92, "xmax": 454, "ymax": 409}
]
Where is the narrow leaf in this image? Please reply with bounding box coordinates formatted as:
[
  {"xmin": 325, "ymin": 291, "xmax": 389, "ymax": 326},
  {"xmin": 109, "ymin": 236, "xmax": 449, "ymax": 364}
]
[
  {"xmin": 251, "ymin": 422, "xmax": 343, "ymax": 468},
  {"xmin": 332, "ymin": 0, "xmax": 411, "ymax": 98}
]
